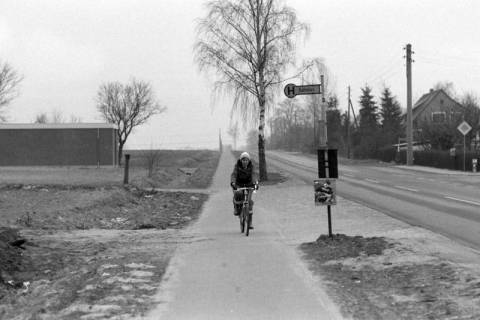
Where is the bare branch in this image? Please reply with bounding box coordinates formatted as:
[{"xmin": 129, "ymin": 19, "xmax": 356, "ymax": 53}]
[
  {"xmin": 195, "ymin": 0, "xmax": 311, "ymax": 180},
  {"xmin": 0, "ymin": 61, "xmax": 23, "ymax": 121},
  {"xmin": 96, "ymin": 78, "xmax": 166, "ymax": 164}
]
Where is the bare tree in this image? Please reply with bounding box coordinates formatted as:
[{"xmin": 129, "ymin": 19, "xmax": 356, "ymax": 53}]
[
  {"xmin": 433, "ymin": 81, "xmax": 456, "ymax": 98},
  {"xmin": 51, "ymin": 109, "xmax": 65, "ymax": 123},
  {"xmin": 194, "ymin": 0, "xmax": 310, "ymax": 181},
  {"xmin": 0, "ymin": 61, "xmax": 23, "ymax": 121},
  {"xmin": 96, "ymin": 78, "xmax": 166, "ymax": 165},
  {"xmin": 33, "ymin": 110, "xmax": 81, "ymax": 123},
  {"xmin": 302, "ymin": 59, "xmax": 334, "ymax": 148},
  {"xmin": 227, "ymin": 120, "xmax": 240, "ymax": 150},
  {"xmin": 144, "ymin": 147, "xmax": 162, "ymax": 178},
  {"xmin": 69, "ymin": 114, "xmax": 82, "ymax": 123},
  {"xmin": 34, "ymin": 112, "xmax": 49, "ymax": 124}
]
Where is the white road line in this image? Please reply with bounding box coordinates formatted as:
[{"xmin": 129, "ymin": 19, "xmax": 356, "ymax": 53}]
[
  {"xmin": 365, "ymin": 178, "xmax": 379, "ymax": 183},
  {"xmin": 343, "ymin": 174, "xmax": 355, "ymax": 178},
  {"xmin": 444, "ymin": 196, "xmax": 480, "ymax": 206},
  {"xmin": 394, "ymin": 185, "xmax": 419, "ymax": 192}
]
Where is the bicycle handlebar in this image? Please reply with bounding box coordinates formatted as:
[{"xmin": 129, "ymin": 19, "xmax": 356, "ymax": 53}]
[{"xmin": 234, "ymin": 186, "xmax": 257, "ymax": 193}]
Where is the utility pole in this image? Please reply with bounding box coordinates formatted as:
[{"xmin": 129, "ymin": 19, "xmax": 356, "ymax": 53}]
[
  {"xmin": 319, "ymin": 75, "xmax": 327, "ymax": 148},
  {"xmin": 405, "ymin": 44, "xmax": 414, "ymax": 165},
  {"xmin": 347, "ymin": 86, "xmax": 351, "ymax": 159},
  {"xmin": 313, "ymin": 99, "xmax": 318, "ymax": 150}
]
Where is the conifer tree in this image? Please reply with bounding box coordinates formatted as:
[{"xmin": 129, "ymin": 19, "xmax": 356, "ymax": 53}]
[
  {"xmin": 326, "ymin": 95, "xmax": 343, "ymax": 150},
  {"xmin": 379, "ymin": 87, "xmax": 403, "ymax": 146},
  {"xmin": 357, "ymin": 85, "xmax": 379, "ymax": 157}
]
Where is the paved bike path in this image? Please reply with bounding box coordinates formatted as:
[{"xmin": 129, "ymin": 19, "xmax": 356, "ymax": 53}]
[{"xmin": 146, "ymin": 149, "xmax": 342, "ymax": 320}]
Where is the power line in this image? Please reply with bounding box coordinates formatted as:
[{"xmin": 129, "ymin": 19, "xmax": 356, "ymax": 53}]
[
  {"xmin": 415, "ymin": 54, "xmax": 480, "ymax": 69},
  {"xmin": 364, "ymin": 55, "xmax": 403, "ymax": 85}
]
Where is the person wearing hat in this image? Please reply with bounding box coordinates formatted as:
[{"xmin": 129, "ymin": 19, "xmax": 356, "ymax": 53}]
[{"xmin": 230, "ymin": 152, "xmax": 259, "ymax": 228}]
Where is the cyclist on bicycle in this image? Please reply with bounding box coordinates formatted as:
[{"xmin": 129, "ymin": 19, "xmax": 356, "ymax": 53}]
[{"xmin": 230, "ymin": 152, "xmax": 259, "ymax": 228}]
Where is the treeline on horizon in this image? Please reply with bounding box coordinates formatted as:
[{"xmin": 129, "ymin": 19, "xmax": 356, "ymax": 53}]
[{"xmin": 246, "ymin": 84, "xmax": 480, "ymax": 159}]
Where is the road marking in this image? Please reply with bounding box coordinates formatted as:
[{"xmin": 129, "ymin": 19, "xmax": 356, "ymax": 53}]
[
  {"xmin": 394, "ymin": 185, "xmax": 418, "ymax": 192},
  {"xmin": 365, "ymin": 178, "xmax": 379, "ymax": 183},
  {"xmin": 444, "ymin": 196, "xmax": 480, "ymax": 206},
  {"xmin": 343, "ymin": 174, "xmax": 355, "ymax": 178}
]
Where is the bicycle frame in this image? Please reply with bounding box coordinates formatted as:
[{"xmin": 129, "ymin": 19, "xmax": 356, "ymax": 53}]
[{"xmin": 235, "ymin": 187, "xmax": 255, "ymax": 236}]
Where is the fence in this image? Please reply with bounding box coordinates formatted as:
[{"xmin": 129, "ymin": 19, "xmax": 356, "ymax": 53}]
[{"xmin": 374, "ymin": 147, "xmax": 480, "ymax": 172}]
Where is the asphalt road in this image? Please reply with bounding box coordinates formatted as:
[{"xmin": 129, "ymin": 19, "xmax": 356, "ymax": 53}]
[{"xmin": 265, "ymin": 150, "xmax": 480, "ymax": 250}]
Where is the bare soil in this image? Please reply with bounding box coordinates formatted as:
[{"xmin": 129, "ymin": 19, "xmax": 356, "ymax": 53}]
[
  {"xmin": 300, "ymin": 234, "xmax": 480, "ymax": 319},
  {"xmin": 0, "ymin": 150, "xmax": 219, "ymax": 320}
]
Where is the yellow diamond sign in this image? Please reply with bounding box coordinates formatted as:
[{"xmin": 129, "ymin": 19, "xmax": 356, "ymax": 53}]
[{"xmin": 457, "ymin": 121, "xmax": 472, "ymax": 136}]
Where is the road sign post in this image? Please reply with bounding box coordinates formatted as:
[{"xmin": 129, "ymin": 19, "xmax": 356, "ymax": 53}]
[
  {"xmin": 457, "ymin": 121, "xmax": 472, "ymax": 171},
  {"xmin": 283, "ymin": 83, "xmax": 322, "ymax": 98},
  {"xmin": 316, "ymin": 148, "xmax": 338, "ymax": 237},
  {"xmin": 284, "ymin": 82, "xmax": 339, "ymax": 238}
]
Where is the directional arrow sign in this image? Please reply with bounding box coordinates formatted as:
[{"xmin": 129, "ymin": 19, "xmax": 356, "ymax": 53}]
[
  {"xmin": 284, "ymin": 83, "xmax": 322, "ymax": 98},
  {"xmin": 457, "ymin": 121, "xmax": 472, "ymax": 136}
]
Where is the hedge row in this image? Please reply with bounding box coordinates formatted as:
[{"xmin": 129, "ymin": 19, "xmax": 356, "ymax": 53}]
[{"xmin": 374, "ymin": 148, "xmax": 480, "ymax": 171}]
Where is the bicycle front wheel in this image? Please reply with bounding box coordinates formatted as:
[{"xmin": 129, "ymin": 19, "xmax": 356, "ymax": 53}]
[
  {"xmin": 240, "ymin": 208, "xmax": 245, "ymax": 233},
  {"xmin": 245, "ymin": 213, "xmax": 251, "ymax": 236}
]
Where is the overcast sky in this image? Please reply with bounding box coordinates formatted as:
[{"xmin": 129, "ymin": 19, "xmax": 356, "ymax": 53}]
[{"xmin": 1, "ymin": 0, "xmax": 479, "ymax": 149}]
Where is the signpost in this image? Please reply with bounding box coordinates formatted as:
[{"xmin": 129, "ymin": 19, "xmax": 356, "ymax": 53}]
[
  {"xmin": 284, "ymin": 81, "xmax": 338, "ymax": 238},
  {"xmin": 314, "ymin": 179, "xmax": 336, "ymax": 206},
  {"xmin": 284, "ymin": 83, "xmax": 322, "ymax": 98},
  {"xmin": 457, "ymin": 121, "xmax": 472, "ymax": 171},
  {"xmin": 317, "ymin": 148, "xmax": 338, "ymax": 237}
]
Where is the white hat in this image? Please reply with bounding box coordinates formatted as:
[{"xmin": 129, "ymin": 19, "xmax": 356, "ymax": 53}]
[{"xmin": 240, "ymin": 152, "xmax": 250, "ymax": 160}]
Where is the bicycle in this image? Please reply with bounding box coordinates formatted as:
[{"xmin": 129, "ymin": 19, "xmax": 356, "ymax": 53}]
[{"xmin": 234, "ymin": 186, "xmax": 257, "ymax": 236}]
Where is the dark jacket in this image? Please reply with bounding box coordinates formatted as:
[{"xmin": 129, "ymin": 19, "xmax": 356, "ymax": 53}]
[{"xmin": 231, "ymin": 159, "xmax": 257, "ymax": 187}]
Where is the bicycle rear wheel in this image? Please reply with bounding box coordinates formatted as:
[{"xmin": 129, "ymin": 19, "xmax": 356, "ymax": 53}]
[{"xmin": 245, "ymin": 213, "xmax": 251, "ymax": 236}]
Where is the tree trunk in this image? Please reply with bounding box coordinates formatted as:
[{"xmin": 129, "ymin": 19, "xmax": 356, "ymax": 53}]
[
  {"xmin": 258, "ymin": 97, "xmax": 268, "ymax": 181},
  {"xmin": 258, "ymin": 133, "xmax": 268, "ymax": 181},
  {"xmin": 118, "ymin": 141, "xmax": 124, "ymax": 166}
]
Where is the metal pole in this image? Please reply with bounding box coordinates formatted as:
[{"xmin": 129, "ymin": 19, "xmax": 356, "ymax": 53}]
[
  {"xmin": 123, "ymin": 154, "xmax": 130, "ymax": 184},
  {"xmin": 327, "ymin": 205, "xmax": 332, "ymax": 237},
  {"xmin": 313, "ymin": 100, "xmax": 317, "ymax": 150},
  {"xmin": 347, "ymin": 86, "xmax": 351, "ymax": 159},
  {"xmin": 464, "ymin": 135, "xmax": 466, "ymax": 171},
  {"xmin": 319, "ymin": 75, "xmax": 327, "ymax": 148}
]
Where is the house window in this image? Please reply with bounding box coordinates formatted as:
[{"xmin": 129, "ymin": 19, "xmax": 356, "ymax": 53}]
[
  {"xmin": 450, "ymin": 111, "xmax": 463, "ymax": 122},
  {"xmin": 432, "ymin": 111, "xmax": 446, "ymax": 123}
]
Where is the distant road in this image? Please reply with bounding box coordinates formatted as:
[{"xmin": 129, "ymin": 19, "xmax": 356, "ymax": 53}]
[{"xmin": 265, "ymin": 150, "xmax": 480, "ymax": 250}]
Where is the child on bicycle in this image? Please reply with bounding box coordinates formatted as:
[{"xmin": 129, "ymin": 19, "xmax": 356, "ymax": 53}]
[{"xmin": 230, "ymin": 152, "xmax": 259, "ymax": 228}]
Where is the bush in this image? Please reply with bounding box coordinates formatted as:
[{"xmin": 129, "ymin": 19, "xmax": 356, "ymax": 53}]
[{"xmin": 415, "ymin": 149, "xmax": 480, "ymax": 171}]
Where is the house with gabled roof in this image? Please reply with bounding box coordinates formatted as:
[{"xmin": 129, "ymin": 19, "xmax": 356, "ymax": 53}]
[{"xmin": 412, "ymin": 88, "xmax": 464, "ymax": 127}]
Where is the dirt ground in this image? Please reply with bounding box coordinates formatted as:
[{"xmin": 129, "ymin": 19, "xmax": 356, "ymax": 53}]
[
  {"xmin": 0, "ymin": 150, "xmax": 218, "ymax": 320},
  {"xmin": 300, "ymin": 234, "xmax": 480, "ymax": 320}
]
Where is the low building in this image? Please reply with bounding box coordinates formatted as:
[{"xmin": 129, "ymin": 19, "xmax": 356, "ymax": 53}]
[
  {"xmin": 412, "ymin": 89, "xmax": 464, "ymax": 126},
  {"xmin": 0, "ymin": 123, "xmax": 118, "ymax": 166}
]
